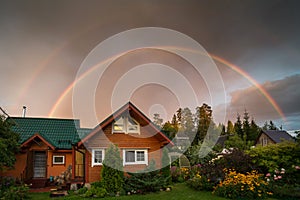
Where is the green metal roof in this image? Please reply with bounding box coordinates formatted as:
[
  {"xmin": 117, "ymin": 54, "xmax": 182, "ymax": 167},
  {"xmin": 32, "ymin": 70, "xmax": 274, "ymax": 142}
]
[{"xmin": 9, "ymin": 117, "xmax": 91, "ymax": 149}]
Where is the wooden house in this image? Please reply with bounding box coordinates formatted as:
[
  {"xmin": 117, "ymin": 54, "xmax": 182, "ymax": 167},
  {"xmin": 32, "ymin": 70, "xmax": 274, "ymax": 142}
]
[
  {"xmin": 255, "ymin": 130, "xmax": 294, "ymax": 147},
  {"xmin": 75, "ymin": 102, "xmax": 172, "ymax": 183}
]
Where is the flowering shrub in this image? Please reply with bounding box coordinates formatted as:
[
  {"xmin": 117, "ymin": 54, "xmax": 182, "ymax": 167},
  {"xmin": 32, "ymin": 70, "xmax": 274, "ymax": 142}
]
[
  {"xmin": 170, "ymin": 166, "xmax": 191, "ymax": 182},
  {"xmin": 265, "ymin": 166, "xmax": 300, "ymax": 198},
  {"xmin": 213, "ymin": 169, "xmax": 272, "ymax": 199}
]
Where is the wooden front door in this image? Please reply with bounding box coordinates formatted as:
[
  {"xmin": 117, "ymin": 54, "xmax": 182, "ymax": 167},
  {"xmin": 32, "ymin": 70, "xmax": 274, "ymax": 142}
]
[{"xmin": 33, "ymin": 151, "xmax": 47, "ymax": 178}]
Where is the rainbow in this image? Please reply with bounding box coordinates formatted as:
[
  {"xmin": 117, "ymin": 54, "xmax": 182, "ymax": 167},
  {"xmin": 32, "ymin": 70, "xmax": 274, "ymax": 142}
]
[
  {"xmin": 46, "ymin": 47, "xmax": 285, "ymax": 121},
  {"xmin": 209, "ymin": 54, "xmax": 285, "ymax": 120}
]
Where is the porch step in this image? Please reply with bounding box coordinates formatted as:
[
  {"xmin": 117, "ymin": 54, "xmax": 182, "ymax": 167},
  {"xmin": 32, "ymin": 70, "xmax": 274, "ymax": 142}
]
[{"xmin": 26, "ymin": 178, "xmax": 48, "ymax": 188}]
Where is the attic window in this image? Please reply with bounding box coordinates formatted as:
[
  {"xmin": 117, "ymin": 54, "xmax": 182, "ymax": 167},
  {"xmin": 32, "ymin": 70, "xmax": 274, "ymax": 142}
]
[{"xmin": 112, "ymin": 116, "xmax": 140, "ymax": 134}]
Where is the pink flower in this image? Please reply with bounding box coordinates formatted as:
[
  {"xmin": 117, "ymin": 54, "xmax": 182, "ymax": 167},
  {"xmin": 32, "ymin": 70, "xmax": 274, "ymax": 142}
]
[
  {"xmin": 274, "ymin": 177, "xmax": 278, "ymax": 180},
  {"xmin": 278, "ymin": 176, "xmax": 282, "ymax": 179},
  {"xmin": 295, "ymin": 166, "xmax": 300, "ymax": 170},
  {"xmin": 266, "ymin": 173, "xmax": 271, "ymax": 177}
]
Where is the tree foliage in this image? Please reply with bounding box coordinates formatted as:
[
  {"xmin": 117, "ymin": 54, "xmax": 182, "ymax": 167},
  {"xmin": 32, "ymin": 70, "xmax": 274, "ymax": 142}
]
[
  {"xmin": 226, "ymin": 120, "xmax": 235, "ymax": 134},
  {"xmin": 262, "ymin": 120, "xmax": 278, "ymax": 130},
  {"xmin": 124, "ymin": 160, "xmax": 168, "ymax": 194},
  {"xmin": 194, "ymin": 104, "xmax": 213, "ymax": 145},
  {"xmin": 101, "ymin": 144, "xmax": 124, "ymax": 194},
  {"xmin": 0, "ymin": 116, "xmax": 20, "ymax": 171},
  {"xmin": 153, "ymin": 113, "xmax": 163, "ymax": 128}
]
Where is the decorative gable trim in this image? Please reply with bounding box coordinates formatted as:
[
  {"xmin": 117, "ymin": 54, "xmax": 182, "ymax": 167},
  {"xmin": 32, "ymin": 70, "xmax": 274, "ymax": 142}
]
[
  {"xmin": 21, "ymin": 133, "xmax": 56, "ymax": 150},
  {"xmin": 78, "ymin": 102, "xmax": 173, "ymax": 146}
]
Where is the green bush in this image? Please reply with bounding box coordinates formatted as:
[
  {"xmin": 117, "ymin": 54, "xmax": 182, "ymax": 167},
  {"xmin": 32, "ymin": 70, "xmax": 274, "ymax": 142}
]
[
  {"xmin": 124, "ymin": 160, "xmax": 168, "ymax": 194},
  {"xmin": 84, "ymin": 186, "xmax": 107, "ymax": 198},
  {"xmin": 101, "ymin": 144, "xmax": 124, "ymax": 195},
  {"xmin": 247, "ymin": 141, "xmax": 300, "ymax": 173},
  {"xmin": 216, "ymin": 148, "xmax": 256, "ymax": 174},
  {"xmin": 0, "ymin": 176, "xmax": 29, "ymax": 200},
  {"xmin": 187, "ymin": 175, "xmax": 214, "ymax": 191},
  {"xmin": 1, "ymin": 184, "xmax": 29, "ymax": 200},
  {"xmin": 76, "ymin": 186, "xmax": 88, "ymax": 195}
]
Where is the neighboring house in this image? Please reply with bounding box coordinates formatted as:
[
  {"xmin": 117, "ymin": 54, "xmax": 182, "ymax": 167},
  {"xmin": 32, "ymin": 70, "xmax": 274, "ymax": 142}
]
[
  {"xmin": 215, "ymin": 134, "xmax": 229, "ymax": 148},
  {"xmin": 0, "ymin": 117, "xmax": 88, "ymax": 188},
  {"xmin": 173, "ymin": 130, "xmax": 190, "ymax": 152},
  {"xmin": 76, "ymin": 102, "xmax": 172, "ymax": 183},
  {"xmin": 256, "ymin": 130, "xmax": 294, "ymax": 147}
]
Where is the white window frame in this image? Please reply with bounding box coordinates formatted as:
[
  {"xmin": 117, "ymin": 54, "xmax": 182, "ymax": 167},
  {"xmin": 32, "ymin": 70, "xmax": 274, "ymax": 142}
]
[
  {"xmin": 123, "ymin": 149, "xmax": 148, "ymax": 166},
  {"xmin": 112, "ymin": 116, "xmax": 140, "ymax": 134},
  {"xmin": 92, "ymin": 149, "xmax": 105, "ymax": 167},
  {"xmin": 53, "ymin": 155, "xmax": 65, "ymax": 165}
]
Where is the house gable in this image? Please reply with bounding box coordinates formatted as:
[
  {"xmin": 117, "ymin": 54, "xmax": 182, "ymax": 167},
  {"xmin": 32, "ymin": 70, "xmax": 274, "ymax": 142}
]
[
  {"xmin": 256, "ymin": 130, "xmax": 294, "ymax": 146},
  {"xmin": 77, "ymin": 102, "xmax": 172, "ymax": 183},
  {"xmin": 21, "ymin": 133, "xmax": 56, "ymax": 150},
  {"xmin": 78, "ymin": 102, "xmax": 172, "ymax": 147}
]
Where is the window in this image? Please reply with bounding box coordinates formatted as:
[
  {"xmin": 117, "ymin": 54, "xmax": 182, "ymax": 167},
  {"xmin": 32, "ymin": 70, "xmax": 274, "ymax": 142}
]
[
  {"xmin": 92, "ymin": 149, "xmax": 105, "ymax": 167},
  {"xmin": 112, "ymin": 116, "xmax": 140, "ymax": 134},
  {"xmin": 113, "ymin": 117, "xmax": 125, "ymax": 132},
  {"xmin": 53, "ymin": 155, "xmax": 65, "ymax": 165},
  {"xmin": 123, "ymin": 149, "xmax": 148, "ymax": 165},
  {"xmin": 262, "ymin": 137, "xmax": 268, "ymax": 146}
]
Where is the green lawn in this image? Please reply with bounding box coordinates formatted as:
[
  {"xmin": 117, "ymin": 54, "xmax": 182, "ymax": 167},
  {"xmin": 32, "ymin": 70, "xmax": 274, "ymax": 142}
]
[
  {"xmin": 28, "ymin": 183, "xmax": 281, "ymax": 200},
  {"xmin": 29, "ymin": 183, "xmax": 227, "ymax": 200}
]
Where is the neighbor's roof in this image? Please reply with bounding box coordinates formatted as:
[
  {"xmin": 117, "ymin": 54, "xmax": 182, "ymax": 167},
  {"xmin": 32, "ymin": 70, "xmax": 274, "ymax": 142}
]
[
  {"xmin": 262, "ymin": 130, "xmax": 294, "ymax": 143},
  {"xmin": 9, "ymin": 117, "xmax": 90, "ymax": 149}
]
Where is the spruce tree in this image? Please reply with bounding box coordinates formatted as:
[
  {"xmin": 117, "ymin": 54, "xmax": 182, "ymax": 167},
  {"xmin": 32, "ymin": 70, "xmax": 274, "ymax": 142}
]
[
  {"xmin": 161, "ymin": 148, "xmax": 171, "ymax": 184},
  {"xmin": 234, "ymin": 114, "xmax": 244, "ymax": 139},
  {"xmin": 124, "ymin": 160, "xmax": 167, "ymax": 194},
  {"xmin": 243, "ymin": 110, "xmax": 251, "ymax": 141},
  {"xmin": 101, "ymin": 144, "xmax": 124, "ymax": 194}
]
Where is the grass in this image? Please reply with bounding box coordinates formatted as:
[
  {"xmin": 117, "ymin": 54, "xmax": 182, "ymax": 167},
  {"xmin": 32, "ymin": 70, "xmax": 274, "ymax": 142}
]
[
  {"xmin": 29, "ymin": 183, "xmax": 227, "ymax": 200},
  {"xmin": 29, "ymin": 183, "xmax": 280, "ymax": 200}
]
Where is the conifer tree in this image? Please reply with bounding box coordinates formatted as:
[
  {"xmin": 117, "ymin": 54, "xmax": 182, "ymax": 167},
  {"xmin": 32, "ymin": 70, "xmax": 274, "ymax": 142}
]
[
  {"xmin": 243, "ymin": 110, "xmax": 251, "ymax": 141},
  {"xmin": 101, "ymin": 144, "xmax": 124, "ymax": 194},
  {"xmin": 161, "ymin": 148, "xmax": 171, "ymax": 184},
  {"xmin": 234, "ymin": 113, "xmax": 244, "ymax": 139}
]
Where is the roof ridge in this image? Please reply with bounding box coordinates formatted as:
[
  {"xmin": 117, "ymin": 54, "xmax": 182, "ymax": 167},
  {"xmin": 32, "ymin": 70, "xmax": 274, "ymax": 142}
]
[{"xmin": 11, "ymin": 117, "xmax": 80, "ymax": 121}]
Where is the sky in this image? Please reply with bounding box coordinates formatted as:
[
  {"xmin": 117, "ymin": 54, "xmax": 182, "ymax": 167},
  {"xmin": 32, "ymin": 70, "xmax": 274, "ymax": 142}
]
[{"xmin": 0, "ymin": 0, "xmax": 299, "ymax": 131}]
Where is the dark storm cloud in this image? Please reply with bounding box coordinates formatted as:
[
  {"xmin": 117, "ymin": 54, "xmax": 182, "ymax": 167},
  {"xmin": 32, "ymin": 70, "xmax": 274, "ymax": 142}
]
[
  {"xmin": 0, "ymin": 0, "xmax": 299, "ymax": 129},
  {"xmin": 230, "ymin": 74, "xmax": 300, "ymax": 121}
]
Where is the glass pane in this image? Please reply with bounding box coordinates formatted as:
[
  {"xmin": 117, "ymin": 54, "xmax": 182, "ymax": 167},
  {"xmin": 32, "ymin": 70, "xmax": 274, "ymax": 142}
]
[
  {"xmin": 113, "ymin": 124, "xmax": 124, "ymax": 131},
  {"xmin": 94, "ymin": 150, "xmax": 103, "ymax": 163},
  {"xmin": 128, "ymin": 117, "xmax": 137, "ymax": 125},
  {"xmin": 136, "ymin": 151, "xmax": 145, "ymax": 161},
  {"xmin": 113, "ymin": 117, "xmax": 124, "ymax": 131},
  {"xmin": 125, "ymin": 151, "xmax": 135, "ymax": 162},
  {"xmin": 128, "ymin": 125, "xmax": 138, "ymax": 132},
  {"xmin": 54, "ymin": 156, "xmax": 64, "ymax": 163}
]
